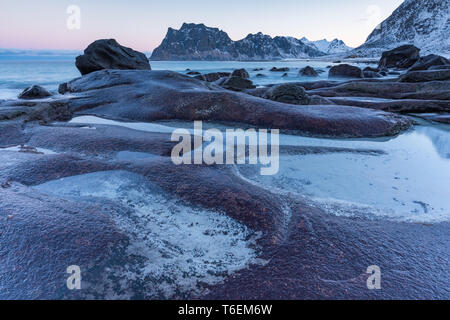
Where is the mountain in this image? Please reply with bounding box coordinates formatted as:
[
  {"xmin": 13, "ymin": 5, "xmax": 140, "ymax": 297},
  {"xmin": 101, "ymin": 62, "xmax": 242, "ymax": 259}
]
[
  {"xmin": 301, "ymin": 37, "xmax": 353, "ymax": 54},
  {"xmin": 150, "ymin": 23, "xmax": 325, "ymax": 61},
  {"xmin": 354, "ymin": 0, "xmax": 450, "ymax": 57}
]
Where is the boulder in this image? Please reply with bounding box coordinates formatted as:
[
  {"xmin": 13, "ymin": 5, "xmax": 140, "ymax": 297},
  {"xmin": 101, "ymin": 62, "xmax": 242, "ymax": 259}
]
[
  {"xmin": 270, "ymin": 67, "xmax": 289, "ymax": 72},
  {"xmin": 220, "ymin": 76, "xmax": 256, "ymax": 91},
  {"xmin": 75, "ymin": 39, "xmax": 151, "ymax": 75},
  {"xmin": 399, "ymin": 70, "xmax": 450, "ymax": 83},
  {"xmin": 253, "ymin": 68, "xmax": 264, "ymax": 71},
  {"xmin": 187, "ymin": 71, "xmax": 201, "ymax": 75},
  {"xmin": 329, "ymin": 64, "xmax": 363, "ymax": 78},
  {"xmin": 256, "ymin": 73, "xmax": 266, "ymax": 77},
  {"xmin": 378, "ymin": 45, "xmax": 420, "ymax": 69},
  {"xmin": 300, "ymin": 66, "xmax": 319, "ymax": 77},
  {"xmin": 231, "ymin": 69, "xmax": 250, "ymax": 79},
  {"xmin": 264, "ymin": 83, "xmax": 311, "ymax": 105},
  {"xmin": 18, "ymin": 85, "xmax": 52, "ymax": 100},
  {"xmin": 409, "ymin": 55, "xmax": 450, "ymax": 71},
  {"xmin": 282, "ymin": 73, "xmax": 288, "ymax": 77}
]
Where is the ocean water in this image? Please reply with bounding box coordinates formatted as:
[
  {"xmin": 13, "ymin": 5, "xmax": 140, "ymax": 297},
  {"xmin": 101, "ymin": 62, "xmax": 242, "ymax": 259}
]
[{"xmin": 0, "ymin": 58, "xmax": 375, "ymax": 99}]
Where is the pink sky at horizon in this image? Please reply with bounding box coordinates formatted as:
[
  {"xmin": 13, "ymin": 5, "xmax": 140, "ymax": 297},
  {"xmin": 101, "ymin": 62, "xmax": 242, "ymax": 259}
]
[{"xmin": 0, "ymin": 0, "xmax": 404, "ymax": 52}]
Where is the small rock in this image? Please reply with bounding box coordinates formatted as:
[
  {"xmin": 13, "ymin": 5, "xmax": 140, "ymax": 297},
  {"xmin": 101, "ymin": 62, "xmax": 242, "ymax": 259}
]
[
  {"xmin": 363, "ymin": 66, "xmax": 379, "ymax": 72},
  {"xmin": 195, "ymin": 72, "xmax": 230, "ymax": 82},
  {"xmin": 220, "ymin": 76, "xmax": 256, "ymax": 91},
  {"xmin": 363, "ymin": 70, "xmax": 382, "ymax": 78},
  {"xmin": 282, "ymin": 73, "xmax": 288, "ymax": 77},
  {"xmin": 300, "ymin": 66, "xmax": 319, "ymax": 77},
  {"xmin": 265, "ymin": 83, "xmax": 311, "ymax": 105},
  {"xmin": 270, "ymin": 67, "xmax": 290, "ymax": 72},
  {"xmin": 187, "ymin": 71, "xmax": 202, "ymax": 75},
  {"xmin": 18, "ymin": 85, "xmax": 52, "ymax": 100},
  {"xmin": 253, "ymin": 68, "xmax": 264, "ymax": 71},
  {"xmin": 329, "ymin": 64, "xmax": 363, "ymax": 78},
  {"xmin": 231, "ymin": 69, "xmax": 250, "ymax": 79},
  {"xmin": 58, "ymin": 83, "xmax": 69, "ymax": 95}
]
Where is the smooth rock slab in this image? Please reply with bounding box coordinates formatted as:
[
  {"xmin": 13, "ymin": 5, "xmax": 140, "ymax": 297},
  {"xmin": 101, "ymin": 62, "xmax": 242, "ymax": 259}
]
[
  {"xmin": 59, "ymin": 70, "xmax": 411, "ymax": 138},
  {"xmin": 399, "ymin": 70, "xmax": 450, "ymax": 83}
]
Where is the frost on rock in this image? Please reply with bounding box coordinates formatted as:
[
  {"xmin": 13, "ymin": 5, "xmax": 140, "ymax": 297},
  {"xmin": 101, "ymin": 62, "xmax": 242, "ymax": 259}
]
[{"xmin": 35, "ymin": 170, "xmax": 262, "ymax": 299}]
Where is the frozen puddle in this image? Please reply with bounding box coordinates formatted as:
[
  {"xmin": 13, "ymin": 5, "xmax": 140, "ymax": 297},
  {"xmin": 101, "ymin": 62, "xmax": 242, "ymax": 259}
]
[
  {"xmin": 69, "ymin": 116, "xmax": 183, "ymax": 134},
  {"xmin": 239, "ymin": 124, "xmax": 450, "ymax": 223},
  {"xmin": 34, "ymin": 170, "xmax": 261, "ymax": 299}
]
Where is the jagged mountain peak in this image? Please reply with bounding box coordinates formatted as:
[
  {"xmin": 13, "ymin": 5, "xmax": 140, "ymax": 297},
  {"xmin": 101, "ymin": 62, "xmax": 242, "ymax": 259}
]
[
  {"xmin": 355, "ymin": 0, "xmax": 450, "ymax": 57},
  {"xmin": 301, "ymin": 37, "xmax": 353, "ymax": 54},
  {"xmin": 151, "ymin": 23, "xmax": 325, "ymax": 61}
]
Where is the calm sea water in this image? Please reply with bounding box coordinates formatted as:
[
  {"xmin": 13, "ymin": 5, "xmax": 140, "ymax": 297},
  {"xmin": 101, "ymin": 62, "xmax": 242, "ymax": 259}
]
[{"xmin": 0, "ymin": 59, "xmax": 375, "ymax": 100}]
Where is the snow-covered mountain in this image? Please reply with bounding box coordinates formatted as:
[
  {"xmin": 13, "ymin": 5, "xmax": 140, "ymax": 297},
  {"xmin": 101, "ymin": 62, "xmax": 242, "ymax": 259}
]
[
  {"xmin": 150, "ymin": 23, "xmax": 325, "ymax": 61},
  {"xmin": 301, "ymin": 37, "xmax": 353, "ymax": 54},
  {"xmin": 354, "ymin": 0, "xmax": 450, "ymax": 57}
]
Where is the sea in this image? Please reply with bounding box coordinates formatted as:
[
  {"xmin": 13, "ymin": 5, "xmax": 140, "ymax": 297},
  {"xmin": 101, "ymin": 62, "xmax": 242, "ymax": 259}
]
[{"xmin": 0, "ymin": 56, "xmax": 376, "ymax": 100}]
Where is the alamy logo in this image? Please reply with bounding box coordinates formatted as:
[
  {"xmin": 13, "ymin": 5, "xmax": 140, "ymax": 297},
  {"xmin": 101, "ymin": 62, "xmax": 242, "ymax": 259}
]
[
  {"xmin": 66, "ymin": 265, "xmax": 82, "ymax": 290},
  {"xmin": 66, "ymin": 5, "xmax": 81, "ymax": 30},
  {"xmin": 171, "ymin": 121, "xmax": 280, "ymax": 175},
  {"xmin": 366, "ymin": 265, "xmax": 381, "ymax": 290}
]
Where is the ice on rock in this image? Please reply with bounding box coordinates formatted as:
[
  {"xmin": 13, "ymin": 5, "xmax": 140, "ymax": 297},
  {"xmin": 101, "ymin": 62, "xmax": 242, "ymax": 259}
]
[{"xmin": 35, "ymin": 170, "xmax": 262, "ymax": 299}]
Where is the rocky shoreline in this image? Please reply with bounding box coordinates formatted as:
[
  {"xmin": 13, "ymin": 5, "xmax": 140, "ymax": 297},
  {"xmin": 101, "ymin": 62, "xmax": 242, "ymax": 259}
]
[{"xmin": 0, "ymin": 40, "xmax": 449, "ymax": 299}]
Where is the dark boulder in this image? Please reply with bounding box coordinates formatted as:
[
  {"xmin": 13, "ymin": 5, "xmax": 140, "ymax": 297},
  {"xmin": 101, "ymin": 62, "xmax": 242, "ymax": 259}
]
[
  {"xmin": 75, "ymin": 39, "xmax": 151, "ymax": 75},
  {"xmin": 282, "ymin": 73, "xmax": 288, "ymax": 77},
  {"xmin": 265, "ymin": 83, "xmax": 311, "ymax": 105},
  {"xmin": 58, "ymin": 83, "xmax": 69, "ymax": 95},
  {"xmin": 231, "ymin": 68, "xmax": 250, "ymax": 79},
  {"xmin": 187, "ymin": 71, "xmax": 201, "ymax": 75},
  {"xmin": 378, "ymin": 45, "xmax": 420, "ymax": 69},
  {"xmin": 399, "ymin": 70, "xmax": 450, "ymax": 83},
  {"xmin": 329, "ymin": 64, "xmax": 363, "ymax": 78},
  {"xmin": 18, "ymin": 85, "xmax": 52, "ymax": 100},
  {"xmin": 409, "ymin": 54, "xmax": 450, "ymax": 71},
  {"xmin": 220, "ymin": 76, "xmax": 256, "ymax": 91},
  {"xmin": 270, "ymin": 67, "xmax": 290, "ymax": 72},
  {"xmin": 300, "ymin": 66, "xmax": 319, "ymax": 77},
  {"xmin": 256, "ymin": 73, "xmax": 266, "ymax": 77},
  {"xmin": 253, "ymin": 68, "xmax": 264, "ymax": 71}
]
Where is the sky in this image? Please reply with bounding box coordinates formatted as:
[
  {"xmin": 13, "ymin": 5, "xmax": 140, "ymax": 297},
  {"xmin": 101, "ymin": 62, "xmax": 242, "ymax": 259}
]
[{"xmin": 0, "ymin": 0, "xmax": 404, "ymax": 52}]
